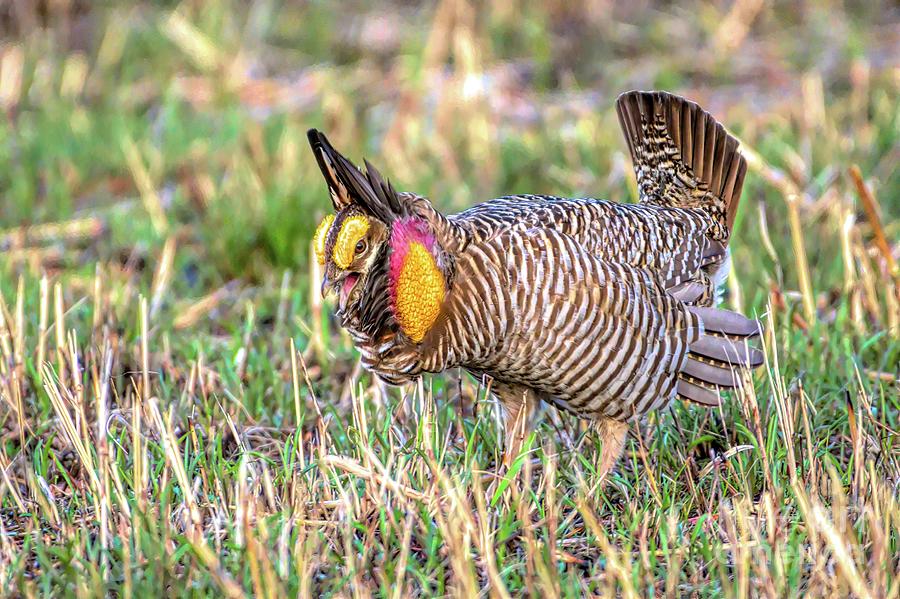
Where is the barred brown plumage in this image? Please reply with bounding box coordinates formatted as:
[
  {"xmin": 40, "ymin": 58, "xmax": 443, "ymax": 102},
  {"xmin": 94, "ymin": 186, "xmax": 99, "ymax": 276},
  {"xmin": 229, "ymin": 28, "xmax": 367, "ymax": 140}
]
[{"xmin": 308, "ymin": 90, "xmax": 764, "ymax": 478}]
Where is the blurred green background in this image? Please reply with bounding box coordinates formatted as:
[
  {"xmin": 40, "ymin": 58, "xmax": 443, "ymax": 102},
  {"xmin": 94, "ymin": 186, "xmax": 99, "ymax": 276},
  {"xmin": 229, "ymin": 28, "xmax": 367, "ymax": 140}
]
[
  {"xmin": 1, "ymin": 0, "xmax": 896, "ymax": 287},
  {"xmin": 1, "ymin": 2, "xmax": 898, "ymax": 595}
]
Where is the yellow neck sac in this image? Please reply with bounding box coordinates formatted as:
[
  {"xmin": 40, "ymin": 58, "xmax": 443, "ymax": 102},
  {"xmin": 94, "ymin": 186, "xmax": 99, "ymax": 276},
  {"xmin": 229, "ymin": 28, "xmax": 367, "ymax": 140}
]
[{"xmin": 392, "ymin": 241, "xmax": 445, "ymax": 343}]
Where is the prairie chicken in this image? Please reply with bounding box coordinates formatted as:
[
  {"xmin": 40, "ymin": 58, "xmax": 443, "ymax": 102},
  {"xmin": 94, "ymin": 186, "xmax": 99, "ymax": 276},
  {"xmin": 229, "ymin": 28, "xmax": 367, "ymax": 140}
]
[{"xmin": 309, "ymin": 91, "xmax": 763, "ymax": 477}]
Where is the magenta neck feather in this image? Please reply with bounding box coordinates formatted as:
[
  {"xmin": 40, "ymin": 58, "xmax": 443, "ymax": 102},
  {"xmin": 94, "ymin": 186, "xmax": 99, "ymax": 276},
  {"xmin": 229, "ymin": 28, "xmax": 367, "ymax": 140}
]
[{"xmin": 388, "ymin": 217, "xmax": 438, "ymax": 295}]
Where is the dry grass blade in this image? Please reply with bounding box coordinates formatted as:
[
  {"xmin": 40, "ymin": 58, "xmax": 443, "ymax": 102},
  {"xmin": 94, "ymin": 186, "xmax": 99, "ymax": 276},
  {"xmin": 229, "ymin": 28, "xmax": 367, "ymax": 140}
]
[
  {"xmin": 150, "ymin": 236, "xmax": 177, "ymax": 318},
  {"xmin": 189, "ymin": 539, "xmax": 248, "ymax": 599},
  {"xmin": 0, "ymin": 451, "xmax": 27, "ymax": 513},
  {"xmin": 121, "ymin": 136, "xmax": 168, "ymax": 235},
  {"xmin": 0, "ymin": 217, "xmax": 106, "ymax": 251},
  {"xmin": 41, "ymin": 364, "xmax": 102, "ymax": 495},
  {"xmin": 173, "ymin": 283, "xmax": 237, "ymax": 330},
  {"xmin": 785, "ymin": 193, "xmax": 817, "ymax": 325},
  {"xmin": 577, "ymin": 497, "xmax": 638, "ymax": 598},
  {"xmin": 810, "ymin": 504, "xmax": 875, "ymax": 599},
  {"xmin": 321, "ymin": 454, "xmax": 429, "ymax": 502},
  {"xmin": 848, "ymin": 165, "xmax": 897, "ymax": 277},
  {"xmin": 0, "ymin": 45, "xmax": 24, "ymax": 110}
]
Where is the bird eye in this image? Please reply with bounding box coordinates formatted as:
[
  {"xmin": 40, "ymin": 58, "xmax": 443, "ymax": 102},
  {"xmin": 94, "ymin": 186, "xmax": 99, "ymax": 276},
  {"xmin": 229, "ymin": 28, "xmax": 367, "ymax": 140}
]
[{"xmin": 355, "ymin": 240, "xmax": 367, "ymax": 254}]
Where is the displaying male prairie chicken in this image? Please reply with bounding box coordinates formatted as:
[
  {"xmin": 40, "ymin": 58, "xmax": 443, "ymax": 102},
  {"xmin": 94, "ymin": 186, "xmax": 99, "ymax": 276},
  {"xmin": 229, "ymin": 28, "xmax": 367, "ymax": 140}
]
[{"xmin": 309, "ymin": 91, "xmax": 764, "ymax": 478}]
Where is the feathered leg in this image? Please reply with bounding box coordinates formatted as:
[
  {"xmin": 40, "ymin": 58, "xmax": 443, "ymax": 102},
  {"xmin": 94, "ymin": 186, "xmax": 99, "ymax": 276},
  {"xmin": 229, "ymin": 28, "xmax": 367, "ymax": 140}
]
[
  {"xmin": 595, "ymin": 418, "xmax": 629, "ymax": 481},
  {"xmin": 493, "ymin": 382, "xmax": 539, "ymax": 468}
]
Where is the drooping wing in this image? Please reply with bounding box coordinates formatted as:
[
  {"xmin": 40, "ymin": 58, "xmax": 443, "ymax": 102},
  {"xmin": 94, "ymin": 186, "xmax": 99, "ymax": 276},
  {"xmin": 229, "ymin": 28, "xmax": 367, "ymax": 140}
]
[
  {"xmin": 443, "ymin": 225, "xmax": 759, "ymax": 417},
  {"xmin": 442, "ymin": 225, "xmax": 704, "ymax": 419}
]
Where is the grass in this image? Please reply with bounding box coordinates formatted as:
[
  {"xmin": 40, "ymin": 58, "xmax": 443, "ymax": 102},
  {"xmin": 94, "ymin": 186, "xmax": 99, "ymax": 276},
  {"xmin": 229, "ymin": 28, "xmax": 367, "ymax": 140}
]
[{"xmin": 0, "ymin": 0, "xmax": 898, "ymax": 596}]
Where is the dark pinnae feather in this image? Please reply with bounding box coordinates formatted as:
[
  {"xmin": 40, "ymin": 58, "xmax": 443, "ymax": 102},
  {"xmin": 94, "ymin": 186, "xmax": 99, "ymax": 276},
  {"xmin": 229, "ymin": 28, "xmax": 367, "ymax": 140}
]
[
  {"xmin": 676, "ymin": 303, "xmax": 763, "ymax": 406},
  {"xmin": 307, "ymin": 129, "xmax": 352, "ymax": 210},
  {"xmin": 675, "ymin": 378, "xmax": 721, "ymax": 406},
  {"xmin": 307, "ymin": 128, "xmax": 404, "ymax": 223},
  {"xmin": 689, "ymin": 336, "xmax": 764, "ymax": 368},
  {"xmin": 364, "ymin": 159, "xmax": 405, "ymax": 219}
]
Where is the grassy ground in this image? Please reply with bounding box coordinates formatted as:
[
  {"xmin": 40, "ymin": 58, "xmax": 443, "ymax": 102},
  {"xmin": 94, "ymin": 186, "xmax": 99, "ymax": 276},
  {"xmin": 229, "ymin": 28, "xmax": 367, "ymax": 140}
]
[{"xmin": 0, "ymin": 1, "xmax": 898, "ymax": 596}]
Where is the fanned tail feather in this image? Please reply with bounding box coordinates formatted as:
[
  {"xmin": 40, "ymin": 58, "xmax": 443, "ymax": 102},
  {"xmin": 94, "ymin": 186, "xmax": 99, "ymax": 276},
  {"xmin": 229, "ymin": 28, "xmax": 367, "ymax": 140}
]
[
  {"xmin": 616, "ymin": 90, "xmax": 748, "ymax": 241},
  {"xmin": 676, "ymin": 306, "xmax": 764, "ymax": 406}
]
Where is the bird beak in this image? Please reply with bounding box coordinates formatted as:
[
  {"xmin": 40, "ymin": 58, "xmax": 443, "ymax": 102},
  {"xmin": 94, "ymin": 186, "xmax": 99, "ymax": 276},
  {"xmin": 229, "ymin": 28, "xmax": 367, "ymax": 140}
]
[{"xmin": 320, "ymin": 273, "xmax": 332, "ymax": 299}]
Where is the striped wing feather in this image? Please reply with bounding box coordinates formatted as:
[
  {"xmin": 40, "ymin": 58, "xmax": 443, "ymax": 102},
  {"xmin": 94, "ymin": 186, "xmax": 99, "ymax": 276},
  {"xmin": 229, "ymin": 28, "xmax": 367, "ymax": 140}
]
[
  {"xmin": 440, "ymin": 227, "xmax": 703, "ymax": 420},
  {"xmin": 451, "ymin": 195, "xmax": 721, "ymax": 301}
]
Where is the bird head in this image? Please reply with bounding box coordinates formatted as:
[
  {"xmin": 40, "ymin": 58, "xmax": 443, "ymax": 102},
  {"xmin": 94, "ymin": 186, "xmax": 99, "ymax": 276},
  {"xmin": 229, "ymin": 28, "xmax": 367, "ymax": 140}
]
[
  {"xmin": 314, "ymin": 205, "xmax": 389, "ymax": 314},
  {"xmin": 308, "ymin": 130, "xmax": 448, "ymax": 342}
]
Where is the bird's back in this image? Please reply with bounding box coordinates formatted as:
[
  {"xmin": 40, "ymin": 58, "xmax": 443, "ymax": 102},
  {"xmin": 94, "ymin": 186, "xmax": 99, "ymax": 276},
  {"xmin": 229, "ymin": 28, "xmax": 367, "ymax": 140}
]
[{"xmin": 451, "ymin": 194, "xmax": 715, "ymax": 286}]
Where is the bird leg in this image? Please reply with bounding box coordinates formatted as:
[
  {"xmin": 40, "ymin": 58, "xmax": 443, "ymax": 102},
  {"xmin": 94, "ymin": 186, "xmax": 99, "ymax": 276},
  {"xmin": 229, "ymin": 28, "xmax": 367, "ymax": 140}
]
[
  {"xmin": 595, "ymin": 418, "xmax": 629, "ymax": 482},
  {"xmin": 493, "ymin": 382, "xmax": 539, "ymax": 470}
]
